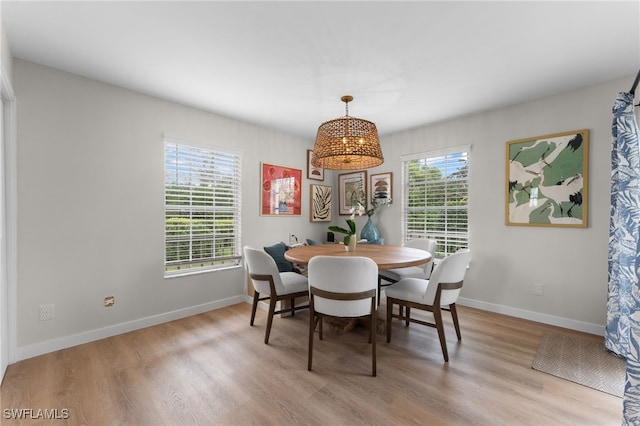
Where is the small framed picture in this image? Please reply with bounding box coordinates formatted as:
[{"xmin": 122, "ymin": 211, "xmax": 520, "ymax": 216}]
[
  {"xmin": 370, "ymin": 172, "xmax": 392, "ymax": 204},
  {"xmin": 338, "ymin": 171, "xmax": 367, "ymax": 215},
  {"xmin": 307, "ymin": 150, "xmax": 324, "ymax": 181},
  {"xmin": 310, "ymin": 184, "xmax": 332, "ymax": 222}
]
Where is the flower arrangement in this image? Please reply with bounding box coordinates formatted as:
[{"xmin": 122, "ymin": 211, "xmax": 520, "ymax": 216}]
[
  {"xmin": 328, "ymin": 203, "xmax": 365, "ymax": 245},
  {"xmin": 365, "ymin": 197, "xmax": 392, "ymax": 217}
]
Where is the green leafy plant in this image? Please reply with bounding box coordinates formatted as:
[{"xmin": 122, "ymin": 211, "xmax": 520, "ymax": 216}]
[{"xmin": 328, "ymin": 203, "xmax": 365, "ymax": 245}]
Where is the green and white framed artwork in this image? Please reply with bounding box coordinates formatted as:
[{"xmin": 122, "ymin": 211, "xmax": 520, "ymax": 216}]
[{"xmin": 506, "ymin": 129, "xmax": 588, "ymax": 227}]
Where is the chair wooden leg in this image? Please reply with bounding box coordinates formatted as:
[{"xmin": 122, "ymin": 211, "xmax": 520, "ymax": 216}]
[
  {"xmin": 290, "ymin": 296, "xmax": 295, "ymax": 316},
  {"xmin": 386, "ymin": 298, "xmax": 393, "ymax": 343},
  {"xmin": 371, "ymin": 300, "xmax": 377, "ymax": 377},
  {"xmin": 405, "ymin": 306, "xmax": 411, "ymax": 327},
  {"xmin": 264, "ymin": 296, "xmax": 277, "ymax": 344},
  {"xmin": 434, "ymin": 307, "xmax": 449, "ymax": 362},
  {"xmin": 308, "ymin": 310, "xmax": 316, "ymax": 371},
  {"xmin": 368, "ymin": 298, "xmax": 375, "ymax": 344},
  {"xmin": 250, "ymin": 291, "xmax": 260, "ymax": 326},
  {"xmin": 319, "ymin": 316, "xmax": 323, "ymax": 340},
  {"xmin": 450, "ymin": 303, "xmax": 462, "ymax": 340},
  {"xmin": 377, "ymin": 276, "xmax": 382, "ymax": 306}
]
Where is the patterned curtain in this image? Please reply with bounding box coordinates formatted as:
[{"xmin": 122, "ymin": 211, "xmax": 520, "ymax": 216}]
[{"xmin": 608, "ymin": 90, "xmax": 640, "ymax": 425}]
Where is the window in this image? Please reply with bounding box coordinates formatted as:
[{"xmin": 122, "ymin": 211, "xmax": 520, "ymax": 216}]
[
  {"xmin": 164, "ymin": 137, "xmax": 242, "ymax": 276},
  {"xmin": 402, "ymin": 145, "xmax": 469, "ymax": 257}
]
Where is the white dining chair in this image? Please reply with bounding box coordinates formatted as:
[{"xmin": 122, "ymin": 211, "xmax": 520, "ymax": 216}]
[
  {"xmin": 307, "ymin": 255, "xmax": 379, "ymax": 376},
  {"xmin": 378, "ymin": 238, "xmax": 437, "ymax": 301},
  {"xmin": 244, "ymin": 246, "xmax": 309, "ymax": 344},
  {"xmin": 385, "ymin": 249, "xmax": 470, "ymax": 362}
]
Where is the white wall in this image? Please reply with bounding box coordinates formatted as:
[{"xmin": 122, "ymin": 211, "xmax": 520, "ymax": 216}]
[
  {"xmin": 0, "ymin": 20, "xmax": 14, "ymax": 379},
  {"xmin": 12, "ymin": 58, "xmax": 635, "ymax": 360},
  {"xmin": 13, "ymin": 59, "xmax": 330, "ymax": 360},
  {"xmin": 370, "ymin": 74, "xmax": 637, "ymax": 334},
  {"xmin": 0, "ymin": 20, "xmax": 13, "ymax": 84}
]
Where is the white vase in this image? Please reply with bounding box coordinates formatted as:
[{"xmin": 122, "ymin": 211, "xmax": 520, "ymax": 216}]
[{"xmin": 345, "ymin": 237, "xmax": 357, "ymax": 252}]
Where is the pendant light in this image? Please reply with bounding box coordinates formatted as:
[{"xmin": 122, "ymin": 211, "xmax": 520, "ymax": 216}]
[{"xmin": 311, "ymin": 95, "xmax": 384, "ymax": 170}]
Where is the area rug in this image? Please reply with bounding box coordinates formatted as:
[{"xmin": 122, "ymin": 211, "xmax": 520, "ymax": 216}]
[{"xmin": 532, "ymin": 331, "xmax": 626, "ymax": 397}]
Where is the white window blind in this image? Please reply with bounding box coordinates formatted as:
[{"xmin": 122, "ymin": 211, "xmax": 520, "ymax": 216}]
[
  {"xmin": 164, "ymin": 138, "xmax": 242, "ymax": 276},
  {"xmin": 402, "ymin": 146, "xmax": 469, "ymax": 257}
]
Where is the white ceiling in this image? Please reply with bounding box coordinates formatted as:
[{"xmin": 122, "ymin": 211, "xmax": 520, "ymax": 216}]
[{"xmin": 2, "ymin": 1, "xmax": 639, "ymax": 140}]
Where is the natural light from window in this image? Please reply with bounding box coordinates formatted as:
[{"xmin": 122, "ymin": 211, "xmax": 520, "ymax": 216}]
[
  {"xmin": 164, "ymin": 137, "xmax": 242, "ymax": 276},
  {"xmin": 401, "ymin": 146, "xmax": 469, "ymax": 257}
]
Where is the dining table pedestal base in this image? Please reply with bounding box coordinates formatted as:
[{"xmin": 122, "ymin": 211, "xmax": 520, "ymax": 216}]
[{"xmin": 326, "ymin": 315, "xmax": 386, "ymax": 335}]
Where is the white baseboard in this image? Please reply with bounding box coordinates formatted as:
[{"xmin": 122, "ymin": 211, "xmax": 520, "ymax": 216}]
[
  {"xmin": 246, "ymin": 294, "xmax": 605, "ymax": 336},
  {"xmin": 457, "ymin": 297, "xmax": 605, "ymax": 336},
  {"xmin": 16, "ymin": 295, "xmax": 245, "ymax": 362},
  {"xmin": 17, "ymin": 293, "xmax": 602, "ymax": 362}
]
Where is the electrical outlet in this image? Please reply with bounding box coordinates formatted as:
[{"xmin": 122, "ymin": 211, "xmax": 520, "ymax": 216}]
[
  {"xmin": 533, "ymin": 283, "xmax": 544, "ymax": 296},
  {"xmin": 39, "ymin": 304, "xmax": 55, "ymax": 321},
  {"xmin": 104, "ymin": 296, "xmax": 115, "ymax": 307}
]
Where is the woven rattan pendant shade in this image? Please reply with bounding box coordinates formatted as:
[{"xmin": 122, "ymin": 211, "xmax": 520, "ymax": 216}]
[{"xmin": 311, "ymin": 96, "xmax": 384, "ymax": 170}]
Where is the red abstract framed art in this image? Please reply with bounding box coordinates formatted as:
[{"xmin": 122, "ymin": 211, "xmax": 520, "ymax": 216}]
[{"xmin": 261, "ymin": 163, "xmax": 302, "ymax": 216}]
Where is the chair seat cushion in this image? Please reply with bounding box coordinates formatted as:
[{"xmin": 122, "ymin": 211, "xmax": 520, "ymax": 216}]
[
  {"xmin": 280, "ymin": 271, "xmax": 309, "ymax": 294},
  {"xmin": 264, "ymin": 242, "xmax": 295, "ymax": 273},
  {"xmin": 379, "ymin": 266, "xmax": 428, "ymax": 283},
  {"xmin": 385, "ymin": 277, "xmax": 429, "ymax": 304}
]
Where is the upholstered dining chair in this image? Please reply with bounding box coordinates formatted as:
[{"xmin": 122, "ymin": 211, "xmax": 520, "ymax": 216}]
[
  {"xmin": 385, "ymin": 249, "xmax": 471, "ymax": 362},
  {"xmin": 307, "ymin": 255, "xmax": 379, "ymax": 376},
  {"xmin": 243, "ymin": 246, "xmax": 309, "ymax": 344},
  {"xmin": 378, "ymin": 238, "xmax": 437, "ymax": 302}
]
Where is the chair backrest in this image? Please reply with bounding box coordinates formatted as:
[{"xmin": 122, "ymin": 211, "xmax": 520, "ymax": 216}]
[
  {"xmin": 243, "ymin": 246, "xmax": 284, "ymax": 295},
  {"xmin": 308, "ymin": 256, "xmax": 378, "ymax": 317},
  {"xmin": 404, "ymin": 238, "xmax": 437, "ymax": 276},
  {"xmin": 423, "ymin": 249, "xmax": 470, "ymax": 305}
]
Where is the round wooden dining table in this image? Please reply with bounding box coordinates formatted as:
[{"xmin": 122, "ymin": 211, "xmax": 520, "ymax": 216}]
[
  {"xmin": 284, "ymin": 243, "xmax": 432, "ymax": 270},
  {"xmin": 285, "ymin": 243, "xmax": 432, "ymax": 335}
]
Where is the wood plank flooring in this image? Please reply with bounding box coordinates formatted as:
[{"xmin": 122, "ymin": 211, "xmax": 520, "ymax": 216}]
[{"xmin": 1, "ymin": 302, "xmax": 623, "ymax": 425}]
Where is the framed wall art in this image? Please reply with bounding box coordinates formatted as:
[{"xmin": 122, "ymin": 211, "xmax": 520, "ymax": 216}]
[
  {"xmin": 307, "ymin": 150, "xmax": 324, "ymax": 181},
  {"xmin": 505, "ymin": 129, "xmax": 588, "ymax": 227},
  {"xmin": 261, "ymin": 162, "xmax": 302, "ymax": 216},
  {"xmin": 310, "ymin": 184, "xmax": 332, "ymax": 222},
  {"xmin": 370, "ymin": 172, "xmax": 392, "ymax": 204},
  {"xmin": 338, "ymin": 171, "xmax": 367, "ymax": 215}
]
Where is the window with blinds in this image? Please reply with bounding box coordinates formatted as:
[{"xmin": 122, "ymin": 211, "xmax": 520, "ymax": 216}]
[
  {"xmin": 402, "ymin": 146, "xmax": 469, "ymax": 257},
  {"xmin": 164, "ymin": 138, "xmax": 242, "ymax": 276}
]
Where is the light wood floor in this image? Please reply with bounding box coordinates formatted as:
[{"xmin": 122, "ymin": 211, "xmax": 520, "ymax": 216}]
[{"xmin": 1, "ymin": 302, "xmax": 623, "ymax": 425}]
